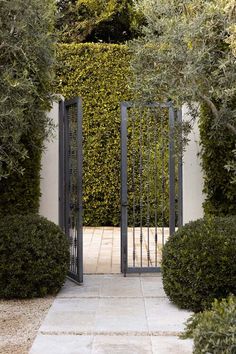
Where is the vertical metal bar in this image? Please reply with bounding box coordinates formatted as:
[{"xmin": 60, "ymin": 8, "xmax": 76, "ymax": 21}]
[
  {"xmin": 169, "ymin": 105, "xmax": 176, "ymax": 236},
  {"xmin": 64, "ymin": 105, "xmax": 70, "ymax": 243},
  {"xmin": 131, "ymin": 109, "xmax": 136, "ymax": 267},
  {"xmin": 177, "ymin": 109, "xmax": 183, "ymax": 228},
  {"xmin": 154, "ymin": 110, "xmax": 158, "ymax": 267},
  {"xmin": 161, "ymin": 112, "xmax": 165, "ymax": 246},
  {"xmin": 77, "ymin": 97, "xmax": 83, "ymax": 283},
  {"xmin": 68, "ymin": 106, "xmax": 73, "ymax": 275},
  {"xmin": 146, "ymin": 109, "xmax": 151, "ymax": 267},
  {"xmin": 59, "ymin": 100, "xmax": 65, "ymax": 231},
  {"xmin": 121, "ymin": 103, "xmax": 128, "ymax": 275},
  {"xmin": 139, "ymin": 107, "xmax": 143, "ymax": 269}
]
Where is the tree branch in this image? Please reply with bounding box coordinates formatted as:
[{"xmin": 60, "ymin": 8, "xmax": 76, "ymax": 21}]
[
  {"xmin": 226, "ymin": 123, "xmax": 236, "ymax": 135},
  {"xmin": 200, "ymin": 95, "xmax": 236, "ymax": 135},
  {"xmin": 200, "ymin": 94, "xmax": 220, "ymax": 120}
]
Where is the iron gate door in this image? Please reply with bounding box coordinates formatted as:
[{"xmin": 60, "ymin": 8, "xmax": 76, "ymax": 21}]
[
  {"xmin": 59, "ymin": 97, "xmax": 83, "ymax": 283},
  {"xmin": 121, "ymin": 102, "xmax": 183, "ymax": 275}
]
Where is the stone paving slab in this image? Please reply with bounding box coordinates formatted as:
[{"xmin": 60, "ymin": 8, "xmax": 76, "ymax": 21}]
[
  {"xmin": 145, "ymin": 297, "xmax": 190, "ymax": 333},
  {"xmin": 93, "ymin": 335, "xmax": 153, "ymax": 354},
  {"xmin": 151, "ymin": 336, "xmax": 193, "ymax": 354},
  {"xmin": 100, "ymin": 277, "xmax": 142, "ymax": 297},
  {"xmin": 141, "ymin": 276, "xmax": 166, "ymax": 298},
  {"xmin": 95, "ymin": 298, "xmax": 148, "ymax": 333},
  {"xmin": 30, "ymin": 275, "xmax": 193, "ymax": 353},
  {"xmin": 30, "ymin": 335, "xmax": 93, "ymax": 354},
  {"xmin": 30, "ymin": 335, "xmax": 193, "ymax": 354},
  {"xmin": 40, "ymin": 298, "xmax": 98, "ymax": 333}
]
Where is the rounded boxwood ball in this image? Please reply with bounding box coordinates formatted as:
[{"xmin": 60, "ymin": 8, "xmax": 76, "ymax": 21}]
[
  {"xmin": 162, "ymin": 216, "xmax": 236, "ymax": 312},
  {"xmin": 0, "ymin": 214, "xmax": 70, "ymax": 298}
]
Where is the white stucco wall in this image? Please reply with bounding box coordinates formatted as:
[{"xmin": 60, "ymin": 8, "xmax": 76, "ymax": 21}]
[
  {"xmin": 182, "ymin": 105, "xmax": 205, "ymax": 224},
  {"xmin": 39, "ymin": 101, "xmax": 59, "ymax": 224}
]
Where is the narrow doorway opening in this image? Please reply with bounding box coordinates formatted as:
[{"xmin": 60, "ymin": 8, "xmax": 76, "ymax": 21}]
[{"xmin": 59, "ymin": 98, "xmax": 183, "ymax": 282}]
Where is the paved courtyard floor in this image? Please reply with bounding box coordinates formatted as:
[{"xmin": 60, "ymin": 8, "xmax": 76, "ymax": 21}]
[
  {"xmin": 84, "ymin": 227, "xmax": 169, "ymax": 274},
  {"xmin": 30, "ymin": 275, "xmax": 193, "ymax": 354}
]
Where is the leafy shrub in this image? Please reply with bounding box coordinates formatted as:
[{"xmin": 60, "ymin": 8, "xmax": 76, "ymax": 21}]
[
  {"xmin": 0, "ymin": 214, "xmax": 70, "ymax": 299},
  {"xmin": 0, "ymin": 137, "xmax": 42, "ymax": 217},
  {"xmin": 162, "ymin": 216, "xmax": 236, "ymax": 312},
  {"xmin": 181, "ymin": 296, "xmax": 236, "ymax": 354},
  {"xmin": 0, "ymin": 0, "xmax": 56, "ymax": 216},
  {"xmin": 0, "ymin": 0, "xmax": 56, "ymax": 179},
  {"xmin": 199, "ymin": 104, "xmax": 236, "ymax": 216}
]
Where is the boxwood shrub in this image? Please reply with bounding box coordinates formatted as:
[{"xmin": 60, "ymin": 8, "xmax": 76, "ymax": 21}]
[
  {"xmin": 182, "ymin": 296, "xmax": 236, "ymax": 353},
  {"xmin": 162, "ymin": 216, "xmax": 236, "ymax": 312},
  {"xmin": 0, "ymin": 214, "xmax": 70, "ymax": 299}
]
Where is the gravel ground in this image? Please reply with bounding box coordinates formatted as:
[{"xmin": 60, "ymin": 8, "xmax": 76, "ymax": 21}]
[{"xmin": 0, "ymin": 297, "xmax": 54, "ymax": 354}]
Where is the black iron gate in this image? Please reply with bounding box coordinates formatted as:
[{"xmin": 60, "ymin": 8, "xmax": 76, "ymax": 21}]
[
  {"xmin": 59, "ymin": 97, "xmax": 182, "ymax": 280},
  {"xmin": 59, "ymin": 97, "xmax": 83, "ymax": 283},
  {"xmin": 121, "ymin": 102, "xmax": 183, "ymax": 275}
]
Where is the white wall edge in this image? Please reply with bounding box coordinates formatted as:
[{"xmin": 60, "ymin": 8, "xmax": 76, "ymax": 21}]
[
  {"xmin": 182, "ymin": 104, "xmax": 205, "ymax": 224},
  {"xmin": 39, "ymin": 101, "xmax": 60, "ymax": 224}
]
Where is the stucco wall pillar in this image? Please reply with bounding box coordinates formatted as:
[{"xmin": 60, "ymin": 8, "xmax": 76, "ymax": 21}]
[
  {"xmin": 182, "ymin": 105, "xmax": 205, "ymax": 224},
  {"xmin": 39, "ymin": 101, "xmax": 59, "ymax": 224}
]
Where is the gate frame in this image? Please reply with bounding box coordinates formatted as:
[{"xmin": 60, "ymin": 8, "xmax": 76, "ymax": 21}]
[
  {"xmin": 59, "ymin": 97, "xmax": 84, "ymax": 284},
  {"xmin": 120, "ymin": 101, "xmax": 183, "ymax": 275}
]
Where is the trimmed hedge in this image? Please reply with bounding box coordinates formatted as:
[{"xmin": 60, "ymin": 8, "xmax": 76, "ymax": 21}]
[
  {"xmin": 162, "ymin": 216, "xmax": 236, "ymax": 312},
  {"xmin": 182, "ymin": 296, "xmax": 236, "ymax": 353},
  {"xmin": 55, "ymin": 43, "xmax": 170, "ymax": 226},
  {"xmin": 199, "ymin": 104, "xmax": 236, "ymax": 216},
  {"xmin": 55, "ymin": 43, "xmax": 133, "ymax": 226},
  {"xmin": 0, "ymin": 214, "xmax": 69, "ymax": 299}
]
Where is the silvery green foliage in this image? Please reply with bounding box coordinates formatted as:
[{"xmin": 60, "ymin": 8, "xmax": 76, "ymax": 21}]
[
  {"xmin": 130, "ymin": 0, "xmax": 236, "ymax": 135},
  {"xmin": 181, "ymin": 295, "xmax": 236, "ymax": 354},
  {"xmin": 0, "ymin": 0, "xmax": 56, "ymax": 179},
  {"xmin": 225, "ymin": 146, "xmax": 236, "ymax": 184}
]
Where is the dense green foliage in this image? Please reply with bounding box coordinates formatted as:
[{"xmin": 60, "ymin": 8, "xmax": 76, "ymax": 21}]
[
  {"xmin": 56, "ymin": 0, "xmax": 144, "ymax": 43},
  {"xmin": 0, "ymin": 0, "xmax": 56, "ymax": 179},
  {"xmin": 199, "ymin": 105, "xmax": 236, "ymax": 216},
  {"xmin": 56, "ymin": 43, "xmax": 171, "ymax": 226},
  {"xmin": 0, "ymin": 215, "xmax": 69, "ymax": 299},
  {"xmin": 56, "ymin": 43, "xmax": 132, "ymax": 225},
  {"xmin": 182, "ymin": 296, "xmax": 236, "ymax": 353},
  {"xmin": 130, "ymin": 0, "xmax": 236, "ymax": 217},
  {"xmin": 162, "ymin": 217, "xmax": 236, "ymax": 312},
  {"xmin": 0, "ymin": 137, "xmax": 42, "ymax": 217},
  {"xmin": 130, "ymin": 0, "xmax": 236, "ymax": 136}
]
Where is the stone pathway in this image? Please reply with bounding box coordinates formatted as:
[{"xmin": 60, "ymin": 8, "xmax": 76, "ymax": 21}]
[{"xmin": 30, "ymin": 275, "xmax": 193, "ymax": 354}]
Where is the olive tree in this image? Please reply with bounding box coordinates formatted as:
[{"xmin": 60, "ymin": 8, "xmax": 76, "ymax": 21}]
[
  {"xmin": 0, "ymin": 0, "xmax": 56, "ymax": 179},
  {"xmin": 130, "ymin": 0, "xmax": 236, "ymax": 136}
]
